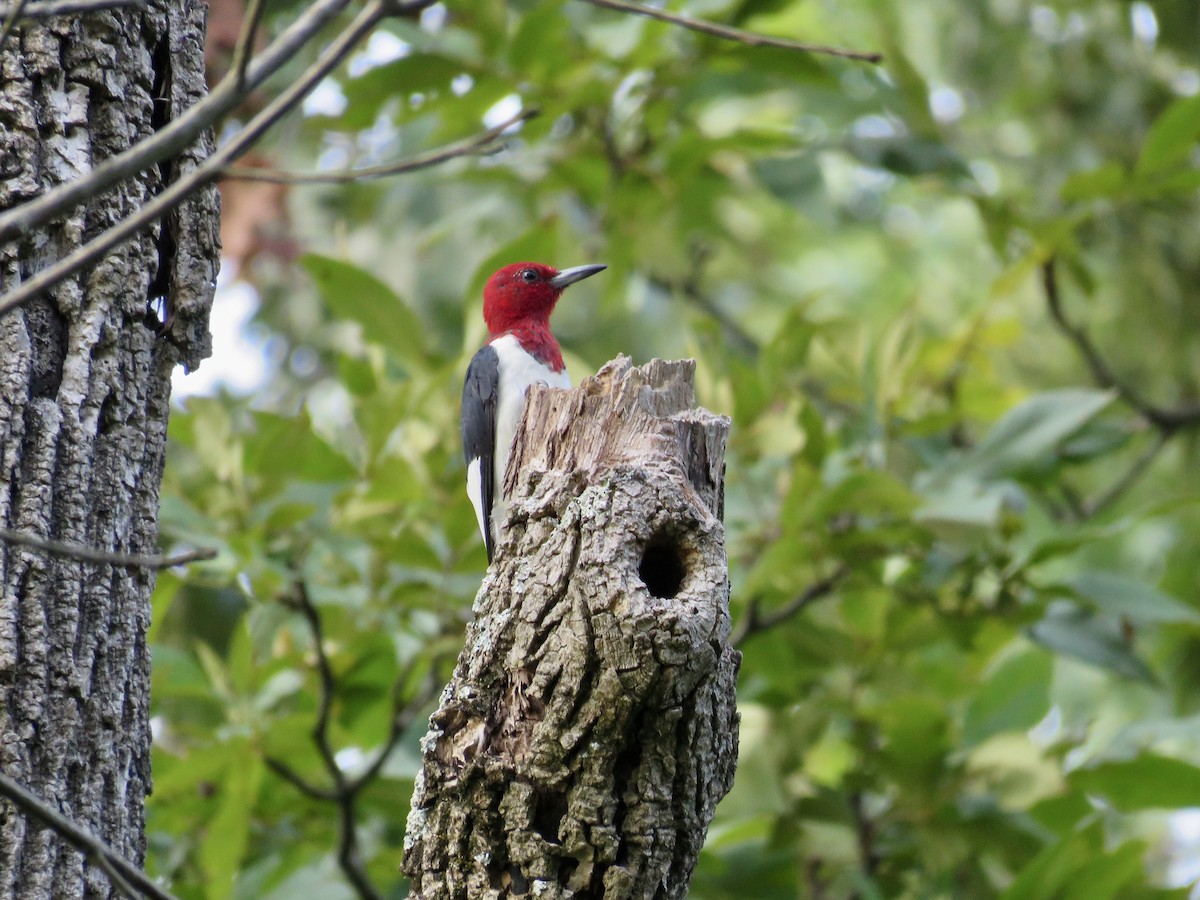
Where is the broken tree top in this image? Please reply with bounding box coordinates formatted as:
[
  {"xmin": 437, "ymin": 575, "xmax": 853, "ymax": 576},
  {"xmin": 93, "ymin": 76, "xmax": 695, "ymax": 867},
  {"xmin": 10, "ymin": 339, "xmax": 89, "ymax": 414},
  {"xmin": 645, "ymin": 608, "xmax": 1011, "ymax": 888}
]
[
  {"xmin": 404, "ymin": 356, "xmax": 740, "ymax": 900},
  {"xmin": 507, "ymin": 355, "xmax": 728, "ymax": 522}
]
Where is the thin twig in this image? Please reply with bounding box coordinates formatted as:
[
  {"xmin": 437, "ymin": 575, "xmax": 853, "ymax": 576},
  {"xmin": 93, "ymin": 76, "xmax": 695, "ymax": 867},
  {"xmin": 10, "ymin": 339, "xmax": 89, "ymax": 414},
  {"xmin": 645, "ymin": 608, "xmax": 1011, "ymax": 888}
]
[
  {"xmin": 1057, "ymin": 482, "xmax": 1088, "ymax": 523},
  {"xmin": 1042, "ymin": 259, "xmax": 1200, "ymax": 432},
  {"xmin": 270, "ymin": 580, "xmax": 445, "ymax": 900},
  {"xmin": 850, "ymin": 791, "xmax": 881, "ymax": 881},
  {"xmin": 0, "ymin": 0, "xmax": 140, "ymax": 19},
  {"xmin": 90, "ymin": 850, "xmax": 142, "ymax": 900},
  {"xmin": 1084, "ymin": 429, "xmax": 1170, "ymax": 519},
  {"xmin": 647, "ymin": 273, "xmax": 758, "ymax": 357},
  {"xmin": 231, "ymin": 0, "xmax": 268, "ymax": 91},
  {"xmin": 732, "ymin": 564, "xmax": 850, "ymax": 646},
  {"xmin": 0, "ymin": 0, "xmax": 353, "ymax": 245},
  {"xmin": 0, "ymin": 526, "xmax": 216, "ymax": 570},
  {"xmin": 288, "ymin": 581, "xmax": 381, "ymax": 900},
  {"xmin": 647, "ymin": 244, "xmax": 760, "ymax": 357},
  {"xmin": 292, "ymin": 583, "xmax": 349, "ymax": 794},
  {"xmin": 579, "ymin": 0, "xmax": 882, "ymax": 63},
  {"xmin": 805, "ymin": 857, "xmax": 829, "ymax": 900},
  {"xmin": 0, "ymin": 770, "xmax": 181, "ymax": 900},
  {"xmin": 0, "ymin": 0, "xmax": 29, "ymax": 53},
  {"xmin": 0, "ymin": 0, "xmax": 389, "ymax": 319},
  {"xmin": 221, "ymin": 108, "xmax": 538, "ymax": 184},
  {"xmin": 345, "ymin": 660, "xmax": 442, "ymax": 796},
  {"xmin": 263, "ymin": 757, "xmax": 339, "ymax": 801}
]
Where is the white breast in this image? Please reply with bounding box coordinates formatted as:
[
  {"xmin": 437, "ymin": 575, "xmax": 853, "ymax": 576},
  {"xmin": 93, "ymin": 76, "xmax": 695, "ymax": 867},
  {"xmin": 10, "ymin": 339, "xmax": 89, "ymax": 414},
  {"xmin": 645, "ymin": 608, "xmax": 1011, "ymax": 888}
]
[{"xmin": 490, "ymin": 334, "xmax": 570, "ymax": 535}]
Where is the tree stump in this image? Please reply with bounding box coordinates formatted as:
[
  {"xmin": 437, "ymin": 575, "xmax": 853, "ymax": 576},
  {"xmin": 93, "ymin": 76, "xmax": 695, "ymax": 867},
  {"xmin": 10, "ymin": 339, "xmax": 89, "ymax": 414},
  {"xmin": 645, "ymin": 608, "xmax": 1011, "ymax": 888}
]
[{"xmin": 403, "ymin": 357, "xmax": 740, "ymax": 899}]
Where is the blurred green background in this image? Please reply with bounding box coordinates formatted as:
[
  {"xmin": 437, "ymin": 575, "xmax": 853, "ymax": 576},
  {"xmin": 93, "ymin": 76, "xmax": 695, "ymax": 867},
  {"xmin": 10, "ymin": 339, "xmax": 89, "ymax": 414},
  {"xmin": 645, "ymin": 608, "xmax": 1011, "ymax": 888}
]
[{"xmin": 148, "ymin": 0, "xmax": 1200, "ymax": 896}]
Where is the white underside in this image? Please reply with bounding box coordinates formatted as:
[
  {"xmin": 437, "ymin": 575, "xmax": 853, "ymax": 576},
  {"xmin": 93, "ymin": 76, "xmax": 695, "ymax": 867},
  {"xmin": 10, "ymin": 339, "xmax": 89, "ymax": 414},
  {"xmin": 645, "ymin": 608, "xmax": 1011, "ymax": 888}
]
[
  {"xmin": 466, "ymin": 458, "xmax": 487, "ymax": 542},
  {"xmin": 468, "ymin": 334, "xmax": 570, "ymax": 550}
]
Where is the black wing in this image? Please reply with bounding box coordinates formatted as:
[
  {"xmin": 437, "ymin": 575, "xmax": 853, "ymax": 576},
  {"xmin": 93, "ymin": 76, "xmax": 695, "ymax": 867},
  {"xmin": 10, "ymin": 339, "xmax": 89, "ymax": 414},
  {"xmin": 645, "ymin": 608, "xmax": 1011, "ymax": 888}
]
[{"xmin": 461, "ymin": 344, "xmax": 500, "ymax": 561}]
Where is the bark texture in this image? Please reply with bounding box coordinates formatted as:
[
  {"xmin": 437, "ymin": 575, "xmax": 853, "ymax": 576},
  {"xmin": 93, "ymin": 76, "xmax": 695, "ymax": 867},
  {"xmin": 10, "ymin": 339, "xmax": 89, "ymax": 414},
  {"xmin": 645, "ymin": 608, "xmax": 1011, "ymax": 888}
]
[
  {"xmin": 0, "ymin": 3, "xmax": 218, "ymax": 897},
  {"xmin": 404, "ymin": 358, "xmax": 740, "ymax": 899}
]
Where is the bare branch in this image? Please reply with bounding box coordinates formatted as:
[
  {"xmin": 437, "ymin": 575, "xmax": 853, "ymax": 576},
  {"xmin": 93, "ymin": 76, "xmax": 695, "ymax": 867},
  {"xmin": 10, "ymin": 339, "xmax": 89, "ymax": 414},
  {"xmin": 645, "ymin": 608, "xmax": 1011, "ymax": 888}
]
[
  {"xmin": 231, "ymin": 0, "xmax": 268, "ymax": 91},
  {"xmin": 0, "ymin": 0, "xmax": 389, "ymax": 319},
  {"xmin": 90, "ymin": 851, "xmax": 142, "ymax": 900},
  {"xmin": 221, "ymin": 108, "xmax": 539, "ymax": 184},
  {"xmin": 344, "ymin": 659, "xmax": 442, "ymax": 797},
  {"xmin": 1057, "ymin": 482, "xmax": 1088, "ymax": 524},
  {"xmin": 0, "ymin": 526, "xmax": 215, "ymax": 570},
  {"xmin": 1084, "ymin": 429, "xmax": 1170, "ymax": 519},
  {"xmin": 1042, "ymin": 259, "xmax": 1200, "ymax": 433},
  {"xmin": 646, "ymin": 272, "xmax": 759, "ymax": 358},
  {"xmin": 732, "ymin": 564, "xmax": 850, "ymax": 646},
  {"xmin": 579, "ymin": 0, "xmax": 882, "ymax": 63},
  {"xmin": 0, "ymin": 770, "xmax": 181, "ymax": 900},
  {"xmin": 291, "ymin": 583, "xmax": 349, "ymax": 794},
  {"xmin": 284, "ymin": 581, "xmax": 382, "ymax": 900},
  {"xmin": 850, "ymin": 791, "xmax": 881, "ymax": 881},
  {"xmin": 263, "ymin": 757, "xmax": 339, "ymax": 802},
  {"xmin": 0, "ymin": 0, "xmax": 353, "ymax": 245},
  {"xmin": 269, "ymin": 579, "xmax": 446, "ymax": 900},
  {"xmin": 0, "ymin": 0, "xmax": 141, "ymax": 20}
]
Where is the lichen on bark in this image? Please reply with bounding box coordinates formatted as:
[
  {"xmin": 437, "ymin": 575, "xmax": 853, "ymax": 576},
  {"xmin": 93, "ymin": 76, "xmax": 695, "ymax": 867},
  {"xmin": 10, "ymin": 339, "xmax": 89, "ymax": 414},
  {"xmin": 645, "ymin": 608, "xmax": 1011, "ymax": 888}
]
[{"xmin": 404, "ymin": 358, "xmax": 740, "ymax": 899}]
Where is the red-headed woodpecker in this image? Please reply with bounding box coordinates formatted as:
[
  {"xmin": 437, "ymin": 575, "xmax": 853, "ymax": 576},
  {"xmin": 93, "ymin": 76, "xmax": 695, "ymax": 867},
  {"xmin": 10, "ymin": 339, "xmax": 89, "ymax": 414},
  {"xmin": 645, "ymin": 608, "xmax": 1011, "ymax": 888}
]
[{"xmin": 461, "ymin": 261, "xmax": 607, "ymax": 561}]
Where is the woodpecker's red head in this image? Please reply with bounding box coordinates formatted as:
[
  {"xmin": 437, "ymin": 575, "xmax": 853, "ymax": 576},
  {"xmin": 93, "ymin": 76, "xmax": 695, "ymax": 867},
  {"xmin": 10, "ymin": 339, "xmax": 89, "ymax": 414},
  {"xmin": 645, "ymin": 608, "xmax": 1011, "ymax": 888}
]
[{"xmin": 482, "ymin": 262, "xmax": 606, "ymax": 337}]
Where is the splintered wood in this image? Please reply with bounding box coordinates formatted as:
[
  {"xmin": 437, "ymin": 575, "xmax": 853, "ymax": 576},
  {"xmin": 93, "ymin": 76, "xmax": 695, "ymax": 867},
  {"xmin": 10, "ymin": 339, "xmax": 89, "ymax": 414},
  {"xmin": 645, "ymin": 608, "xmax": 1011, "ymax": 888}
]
[{"xmin": 403, "ymin": 357, "xmax": 739, "ymax": 900}]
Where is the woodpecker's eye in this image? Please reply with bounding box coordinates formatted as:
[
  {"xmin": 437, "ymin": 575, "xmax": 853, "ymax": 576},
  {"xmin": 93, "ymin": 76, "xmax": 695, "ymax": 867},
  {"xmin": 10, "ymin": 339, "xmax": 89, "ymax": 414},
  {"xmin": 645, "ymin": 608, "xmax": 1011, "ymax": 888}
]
[{"xmin": 520, "ymin": 269, "xmax": 539, "ymax": 283}]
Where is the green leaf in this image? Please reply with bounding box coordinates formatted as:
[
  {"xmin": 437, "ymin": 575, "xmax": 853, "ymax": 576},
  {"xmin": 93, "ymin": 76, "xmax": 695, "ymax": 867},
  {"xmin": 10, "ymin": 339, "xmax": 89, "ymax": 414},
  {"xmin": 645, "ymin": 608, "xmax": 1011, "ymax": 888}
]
[
  {"xmin": 702, "ymin": 813, "xmax": 776, "ymax": 851},
  {"xmin": 990, "ymin": 245, "xmax": 1048, "ymax": 299},
  {"xmin": 847, "ymin": 136, "xmax": 969, "ymax": 178},
  {"xmin": 761, "ymin": 306, "xmax": 815, "ymax": 382},
  {"xmin": 1135, "ymin": 93, "xmax": 1200, "ymax": 179},
  {"xmin": 302, "ymin": 254, "xmax": 428, "ymax": 361},
  {"xmin": 1070, "ymin": 754, "xmax": 1200, "ymax": 811},
  {"xmin": 814, "ymin": 469, "xmax": 919, "ymax": 519},
  {"xmin": 731, "ymin": 0, "xmax": 794, "ymax": 24},
  {"xmin": 1027, "ymin": 605, "xmax": 1156, "ymax": 684},
  {"xmin": 243, "ymin": 410, "xmax": 357, "ymax": 487},
  {"xmin": 1056, "ymin": 418, "xmax": 1131, "ymax": 462},
  {"xmin": 914, "ymin": 475, "xmax": 1006, "ymax": 532},
  {"xmin": 1009, "ymin": 520, "xmax": 1129, "ymax": 571},
  {"xmin": 1065, "ymin": 571, "xmax": 1200, "ymax": 625},
  {"xmin": 253, "ymin": 668, "xmax": 304, "ymax": 714},
  {"xmin": 1001, "ymin": 821, "xmax": 1142, "ymax": 900},
  {"xmin": 879, "ymin": 35, "xmax": 938, "ymax": 138},
  {"xmin": 1133, "ymin": 166, "xmax": 1200, "ymax": 198},
  {"xmin": 951, "ymin": 389, "xmax": 1115, "ymax": 480},
  {"xmin": 200, "ymin": 741, "xmax": 264, "ymax": 900},
  {"xmin": 1027, "ymin": 792, "xmax": 1093, "ymax": 836},
  {"xmin": 338, "ymin": 354, "xmax": 379, "ymax": 397},
  {"xmin": 152, "ymin": 740, "xmax": 238, "ymax": 804},
  {"xmin": 963, "ymin": 646, "xmax": 1052, "ymax": 746},
  {"xmin": 875, "ymin": 695, "xmax": 949, "ymax": 785},
  {"xmin": 1059, "ymin": 162, "xmax": 1127, "ymax": 202},
  {"xmin": 332, "ymin": 55, "xmax": 480, "ymax": 130},
  {"xmin": 152, "ymin": 644, "xmax": 218, "ymax": 703},
  {"xmin": 1056, "ymin": 839, "xmax": 1148, "ymax": 900},
  {"xmin": 712, "ymin": 45, "xmax": 826, "ymax": 85}
]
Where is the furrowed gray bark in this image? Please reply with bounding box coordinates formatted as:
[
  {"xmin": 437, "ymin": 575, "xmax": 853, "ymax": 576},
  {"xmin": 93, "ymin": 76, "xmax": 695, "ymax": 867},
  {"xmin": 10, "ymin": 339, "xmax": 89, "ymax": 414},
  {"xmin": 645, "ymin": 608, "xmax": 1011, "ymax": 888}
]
[
  {"xmin": 0, "ymin": 3, "xmax": 218, "ymax": 898},
  {"xmin": 404, "ymin": 357, "xmax": 740, "ymax": 899}
]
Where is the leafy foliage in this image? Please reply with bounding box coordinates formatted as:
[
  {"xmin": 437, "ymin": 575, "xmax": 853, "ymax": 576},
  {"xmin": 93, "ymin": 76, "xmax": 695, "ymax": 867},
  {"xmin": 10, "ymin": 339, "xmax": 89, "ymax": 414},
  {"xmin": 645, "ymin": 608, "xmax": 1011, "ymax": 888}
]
[{"xmin": 150, "ymin": 0, "xmax": 1200, "ymax": 896}]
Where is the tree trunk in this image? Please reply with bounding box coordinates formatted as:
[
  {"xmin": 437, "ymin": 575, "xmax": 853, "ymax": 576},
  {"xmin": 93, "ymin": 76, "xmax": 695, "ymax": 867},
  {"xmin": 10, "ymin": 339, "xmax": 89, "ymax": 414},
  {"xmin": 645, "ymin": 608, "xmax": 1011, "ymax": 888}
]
[
  {"xmin": 403, "ymin": 358, "xmax": 740, "ymax": 899},
  {"xmin": 0, "ymin": 3, "xmax": 218, "ymax": 897}
]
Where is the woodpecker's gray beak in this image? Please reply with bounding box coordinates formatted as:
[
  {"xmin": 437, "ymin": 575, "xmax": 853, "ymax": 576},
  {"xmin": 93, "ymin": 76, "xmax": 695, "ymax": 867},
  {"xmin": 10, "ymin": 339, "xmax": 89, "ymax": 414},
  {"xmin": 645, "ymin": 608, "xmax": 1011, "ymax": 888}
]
[{"xmin": 549, "ymin": 264, "xmax": 607, "ymax": 289}]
